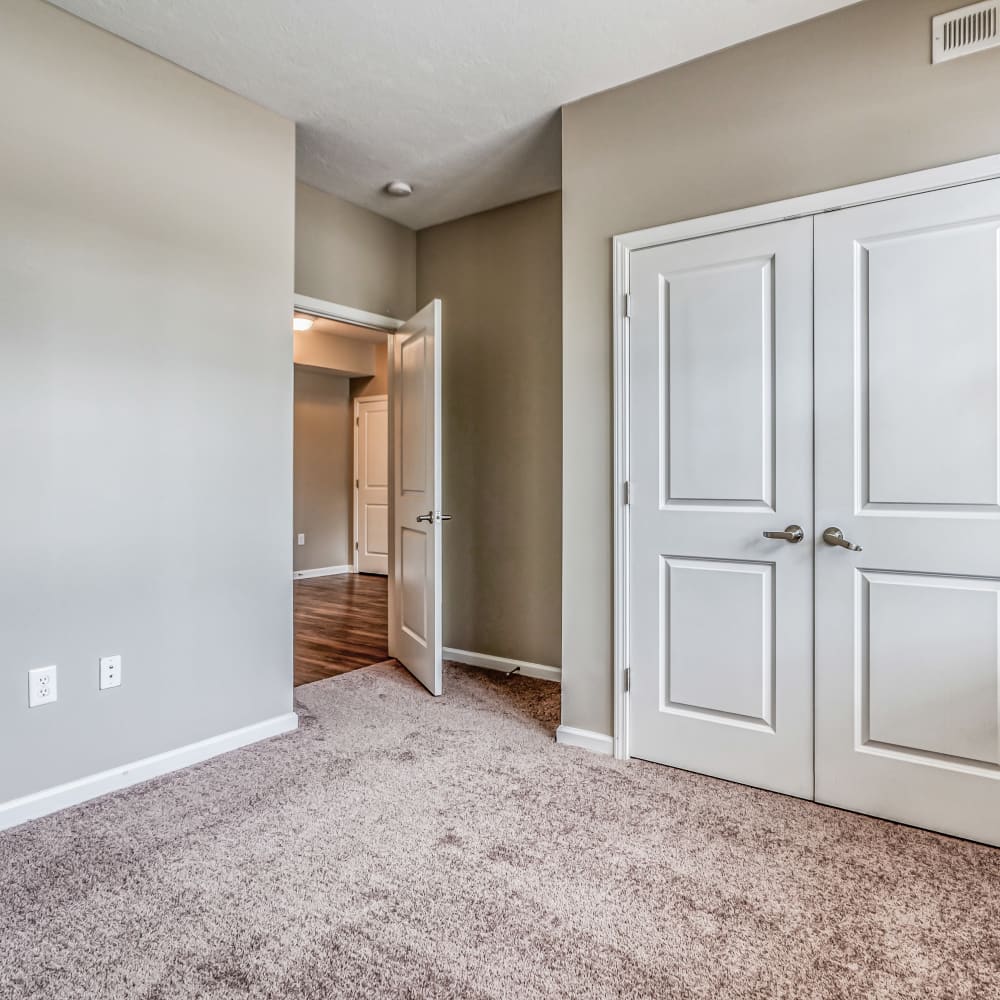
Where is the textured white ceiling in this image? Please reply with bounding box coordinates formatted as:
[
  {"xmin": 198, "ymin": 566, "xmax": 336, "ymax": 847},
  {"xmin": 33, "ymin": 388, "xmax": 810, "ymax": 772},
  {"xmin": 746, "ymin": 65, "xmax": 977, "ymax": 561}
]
[{"xmin": 48, "ymin": 0, "xmax": 858, "ymax": 229}]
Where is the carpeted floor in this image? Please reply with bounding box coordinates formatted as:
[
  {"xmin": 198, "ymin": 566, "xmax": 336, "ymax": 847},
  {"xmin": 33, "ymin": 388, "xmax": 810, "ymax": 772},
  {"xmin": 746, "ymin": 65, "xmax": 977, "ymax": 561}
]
[{"xmin": 1, "ymin": 662, "xmax": 998, "ymax": 1000}]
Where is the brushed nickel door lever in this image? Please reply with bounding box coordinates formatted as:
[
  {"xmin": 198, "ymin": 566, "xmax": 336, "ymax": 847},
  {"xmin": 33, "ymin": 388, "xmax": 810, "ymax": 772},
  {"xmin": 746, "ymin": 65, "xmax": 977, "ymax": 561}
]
[
  {"xmin": 823, "ymin": 527, "xmax": 862, "ymax": 552},
  {"xmin": 762, "ymin": 524, "xmax": 804, "ymax": 543}
]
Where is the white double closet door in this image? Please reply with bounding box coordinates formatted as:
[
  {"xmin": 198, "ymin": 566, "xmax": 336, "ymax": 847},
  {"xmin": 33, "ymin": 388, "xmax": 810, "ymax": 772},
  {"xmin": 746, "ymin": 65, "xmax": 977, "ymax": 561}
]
[{"xmin": 628, "ymin": 177, "xmax": 1000, "ymax": 846}]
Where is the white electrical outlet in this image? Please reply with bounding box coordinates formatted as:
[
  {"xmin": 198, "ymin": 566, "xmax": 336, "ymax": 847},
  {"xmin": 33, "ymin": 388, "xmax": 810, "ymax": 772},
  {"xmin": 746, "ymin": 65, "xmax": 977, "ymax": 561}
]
[
  {"xmin": 297, "ymin": 533, "xmax": 305, "ymax": 546},
  {"xmin": 100, "ymin": 654, "xmax": 122, "ymax": 690},
  {"xmin": 28, "ymin": 665, "xmax": 58, "ymax": 707}
]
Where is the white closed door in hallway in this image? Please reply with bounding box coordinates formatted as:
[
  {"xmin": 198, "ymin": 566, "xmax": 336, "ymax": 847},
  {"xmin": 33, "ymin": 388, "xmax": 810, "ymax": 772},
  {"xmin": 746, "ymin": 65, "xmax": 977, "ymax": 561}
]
[
  {"xmin": 628, "ymin": 217, "xmax": 815, "ymax": 798},
  {"xmin": 815, "ymin": 179, "xmax": 1000, "ymax": 845},
  {"xmin": 356, "ymin": 396, "xmax": 389, "ymax": 575}
]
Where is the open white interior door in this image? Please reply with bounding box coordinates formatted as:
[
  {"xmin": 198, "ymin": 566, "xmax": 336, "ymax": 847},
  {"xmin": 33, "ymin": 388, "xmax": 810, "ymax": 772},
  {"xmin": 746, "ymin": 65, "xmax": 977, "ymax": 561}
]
[{"xmin": 388, "ymin": 300, "xmax": 444, "ymax": 695}]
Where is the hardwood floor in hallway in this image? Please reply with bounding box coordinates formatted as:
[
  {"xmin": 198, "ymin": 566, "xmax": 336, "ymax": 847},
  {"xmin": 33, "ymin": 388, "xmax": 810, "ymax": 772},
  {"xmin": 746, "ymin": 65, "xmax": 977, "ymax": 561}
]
[{"xmin": 294, "ymin": 573, "xmax": 388, "ymax": 685}]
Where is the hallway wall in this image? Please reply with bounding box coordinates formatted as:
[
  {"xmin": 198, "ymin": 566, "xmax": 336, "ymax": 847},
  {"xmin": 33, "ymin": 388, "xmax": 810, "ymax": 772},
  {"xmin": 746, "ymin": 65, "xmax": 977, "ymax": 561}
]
[{"xmin": 294, "ymin": 370, "xmax": 354, "ymax": 572}]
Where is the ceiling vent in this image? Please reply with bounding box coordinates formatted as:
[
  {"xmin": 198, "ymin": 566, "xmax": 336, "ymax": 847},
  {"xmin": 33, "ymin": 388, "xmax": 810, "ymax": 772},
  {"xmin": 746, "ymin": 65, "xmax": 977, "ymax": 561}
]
[{"xmin": 933, "ymin": 1, "xmax": 1000, "ymax": 62}]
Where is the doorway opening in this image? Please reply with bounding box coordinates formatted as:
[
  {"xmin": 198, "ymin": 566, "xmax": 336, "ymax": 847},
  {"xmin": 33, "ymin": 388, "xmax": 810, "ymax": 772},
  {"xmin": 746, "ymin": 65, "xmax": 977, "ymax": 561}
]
[{"xmin": 290, "ymin": 295, "xmax": 445, "ymax": 695}]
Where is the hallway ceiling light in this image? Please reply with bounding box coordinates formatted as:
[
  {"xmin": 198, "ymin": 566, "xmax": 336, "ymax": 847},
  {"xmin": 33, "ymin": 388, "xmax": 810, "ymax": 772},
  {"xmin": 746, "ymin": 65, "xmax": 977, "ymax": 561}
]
[
  {"xmin": 293, "ymin": 315, "xmax": 314, "ymax": 331},
  {"xmin": 384, "ymin": 180, "xmax": 413, "ymax": 197}
]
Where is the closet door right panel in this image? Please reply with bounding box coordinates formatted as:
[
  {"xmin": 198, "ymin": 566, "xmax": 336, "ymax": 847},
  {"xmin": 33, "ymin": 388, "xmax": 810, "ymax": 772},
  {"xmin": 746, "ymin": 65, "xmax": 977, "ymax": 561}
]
[{"xmin": 814, "ymin": 178, "xmax": 1000, "ymax": 846}]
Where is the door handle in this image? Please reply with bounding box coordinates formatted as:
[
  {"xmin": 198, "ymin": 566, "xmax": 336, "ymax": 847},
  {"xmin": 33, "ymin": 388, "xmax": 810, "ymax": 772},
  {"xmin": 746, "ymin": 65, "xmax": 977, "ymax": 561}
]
[
  {"xmin": 823, "ymin": 527, "xmax": 862, "ymax": 552},
  {"xmin": 762, "ymin": 524, "xmax": 804, "ymax": 543},
  {"xmin": 416, "ymin": 512, "xmax": 453, "ymax": 524}
]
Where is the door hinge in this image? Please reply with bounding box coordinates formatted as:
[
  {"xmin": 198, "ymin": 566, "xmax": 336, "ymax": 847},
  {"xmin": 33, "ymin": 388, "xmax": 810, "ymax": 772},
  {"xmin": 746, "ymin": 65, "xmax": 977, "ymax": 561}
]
[
  {"xmin": 623, "ymin": 292, "xmax": 631, "ymax": 318},
  {"xmin": 356, "ymin": 479, "xmax": 359, "ymax": 488},
  {"xmin": 355, "ymin": 541, "xmax": 359, "ymax": 550},
  {"xmin": 623, "ymin": 481, "xmax": 631, "ymax": 506},
  {"xmin": 624, "ymin": 667, "xmax": 631, "ymax": 693}
]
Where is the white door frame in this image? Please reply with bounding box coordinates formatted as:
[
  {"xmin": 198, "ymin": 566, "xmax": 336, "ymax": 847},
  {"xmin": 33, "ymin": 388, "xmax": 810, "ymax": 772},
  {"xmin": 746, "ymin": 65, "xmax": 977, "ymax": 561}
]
[
  {"xmin": 353, "ymin": 393, "xmax": 389, "ymax": 573},
  {"xmin": 293, "ymin": 293, "xmax": 399, "ymax": 575},
  {"xmin": 611, "ymin": 153, "xmax": 1000, "ymax": 762}
]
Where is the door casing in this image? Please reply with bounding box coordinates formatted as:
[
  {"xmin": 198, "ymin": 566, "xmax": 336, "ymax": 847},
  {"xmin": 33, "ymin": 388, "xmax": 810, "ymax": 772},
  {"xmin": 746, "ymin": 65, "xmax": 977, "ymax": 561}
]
[{"xmin": 611, "ymin": 153, "xmax": 1000, "ymax": 762}]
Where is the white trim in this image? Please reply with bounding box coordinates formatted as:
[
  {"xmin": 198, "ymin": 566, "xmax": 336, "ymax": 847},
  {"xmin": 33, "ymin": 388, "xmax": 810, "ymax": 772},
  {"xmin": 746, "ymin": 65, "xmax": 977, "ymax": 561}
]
[
  {"xmin": 354, "ymin": 398, "xmax": 358, "ymax": 573},
  {"xmin": 611, "ymin": 154, "xmax": 1000, "ymax": 766},
  {"xmin": 444, "ymin": 647, "xmax": 561, "ymax": 683},
  {"xmin": 555, "ymin": 725, "xmax": 614, "ymax": 756},
  {"xmin": 612, "ymin": 227, "xmax": 631, "ymax": 764},
  {"xmin": 294, "ymin": 293, "xmax": 402, "ymax": 332},
  {"xmin": 292, "ymin": 564, "xmax": 353, "ymax": 580},
  {"xmin": 354, "ymin": 394, "xmax": 390, "ymax": 574},
  {"xmin": 0, "ymin": 712, "xmax": 299, "ymax": 832}
]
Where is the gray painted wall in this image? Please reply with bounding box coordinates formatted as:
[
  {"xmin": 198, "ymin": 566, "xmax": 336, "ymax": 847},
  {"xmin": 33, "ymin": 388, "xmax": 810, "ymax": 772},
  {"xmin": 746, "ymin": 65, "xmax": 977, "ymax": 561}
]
[
  {"xmin": 561, "ymin": 0, "xmax": 1000, "ymax": 737},
  {"xmin": 0, "ymin": 0, "xmax": 295, "ymax": 803},
  {"xmin": 418, "ymin": 193, "xmax": 562, "ymax": 667}
]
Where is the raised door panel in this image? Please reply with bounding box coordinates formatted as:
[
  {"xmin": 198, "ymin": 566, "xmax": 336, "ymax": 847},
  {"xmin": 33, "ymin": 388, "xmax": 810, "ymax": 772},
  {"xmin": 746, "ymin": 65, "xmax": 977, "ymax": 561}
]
[
  {"xmin": 364, "ymin": 409, "xmax": 388, "ymax": 489},
  {"xmin": 400, "ymin": 526, "xmax": 428, "ymax": 645},
  {"xmin": 663, "ymin": 558, "xmax": 773, "ymax": 728},
  {"xmin": 664, "ymin": 258, "xmax": 774, "ymax": 507},
  {"xmin": 400, "ymin": 334, "xmax": 426, "ymax": 495},
  {"xmin": 863, "ymin": 572, "xmax": 1000, "ymax": 767},
  {"xmin": 363, "ymin": 504, "xmax": 388, "ymax": 558},
  {"xmin": 862, "ymin": 222, "xmax": 1000, "ymax": 509}
]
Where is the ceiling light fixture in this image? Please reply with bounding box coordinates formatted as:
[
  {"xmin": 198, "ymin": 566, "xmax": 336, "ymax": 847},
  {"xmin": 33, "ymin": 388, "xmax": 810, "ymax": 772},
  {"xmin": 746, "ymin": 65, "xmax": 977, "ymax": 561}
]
[
  {"xmin": 292, "ymin": 316, "xmax": 314, "ymax": 331},
  {"xmin": 384, "ymin": 180, "xmax": 413, "ymax": 197}
]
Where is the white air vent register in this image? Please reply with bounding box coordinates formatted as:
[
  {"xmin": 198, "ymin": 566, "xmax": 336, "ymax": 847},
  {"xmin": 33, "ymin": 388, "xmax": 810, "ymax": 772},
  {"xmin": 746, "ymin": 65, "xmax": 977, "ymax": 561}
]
[{"xmin": 933, "ymin": 1, "xmax": 1000, "ymax": 62}]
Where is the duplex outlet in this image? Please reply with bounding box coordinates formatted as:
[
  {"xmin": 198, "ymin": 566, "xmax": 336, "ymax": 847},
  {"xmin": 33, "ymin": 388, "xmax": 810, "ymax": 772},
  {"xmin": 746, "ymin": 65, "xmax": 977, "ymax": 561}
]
[
  {"xmin": 100, "ymin": 655, "xmax": 122, "ymax": 690},
  {"xmin": 29, "ymin": 665, "xmax": 58, "ymax": 707}
]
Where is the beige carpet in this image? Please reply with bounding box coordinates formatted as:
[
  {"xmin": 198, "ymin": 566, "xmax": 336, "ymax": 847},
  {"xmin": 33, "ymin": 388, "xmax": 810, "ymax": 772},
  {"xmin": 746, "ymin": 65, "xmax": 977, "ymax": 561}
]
[{"xmin": 1, "ymin": 661, "xmax": 998, "ymax": 999}]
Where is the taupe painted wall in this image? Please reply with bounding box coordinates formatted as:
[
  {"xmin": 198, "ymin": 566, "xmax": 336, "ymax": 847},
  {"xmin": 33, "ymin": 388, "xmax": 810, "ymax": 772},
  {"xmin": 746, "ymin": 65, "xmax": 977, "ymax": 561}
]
[
  {"xmin": 294, "ymin": 328, "xmax": 376, "ymax": 377},
  {"xmin": 292, "ymin": 334, "xmax": 387, "ymax": 576},
  {"xmin": 294, "ymin": 371, "xmax": 353, "ymax": 572},
  {"xmin": 561, "ymin": 0, "xmax": 1000, "ymax": 736},
  {"xmin": 351, "ymin": 343, "xmax": 388, "ymax": 400},
  {"xmin": 0, "ymin": 0, "xmax": 295, "ymax": 803},
  {"xmin": 418, "ymin": 194, "xmax": 562, "ymax": 667},
  {"xmin": 296, "ymin": 182, "xmax": 416, "ymax": 318}
]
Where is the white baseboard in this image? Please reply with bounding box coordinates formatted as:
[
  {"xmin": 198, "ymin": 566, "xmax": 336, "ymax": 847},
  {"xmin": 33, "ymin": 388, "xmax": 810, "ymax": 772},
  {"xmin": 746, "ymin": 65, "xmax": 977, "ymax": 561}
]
[
  {"xmin": 293, "ymin": 564, "xmax": 353, "ymax": 580},
  {"xmin": 556, "ymin": 724, "xmax": 614, "ymax": 756},
  {"xmin": 443, "ymin": 647, "xmax": 561, "ymax": 683},
  {"xmin": 0, "ymin": 712, "xmax": 299, "ymax": 832}
]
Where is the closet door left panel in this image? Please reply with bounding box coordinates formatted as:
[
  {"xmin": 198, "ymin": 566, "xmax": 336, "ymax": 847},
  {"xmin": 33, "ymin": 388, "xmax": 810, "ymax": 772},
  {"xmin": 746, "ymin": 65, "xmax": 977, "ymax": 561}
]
[{"xmin": 627, "ymin": 217, "xmax": 815, "ymax": 797}]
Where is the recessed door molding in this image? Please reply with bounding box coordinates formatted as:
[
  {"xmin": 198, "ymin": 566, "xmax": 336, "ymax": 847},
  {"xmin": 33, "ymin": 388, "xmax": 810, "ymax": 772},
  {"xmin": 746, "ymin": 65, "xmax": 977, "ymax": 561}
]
[{"xmin": 612, "ymin": 153, "xmax": 1000, "ymax": 763}]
